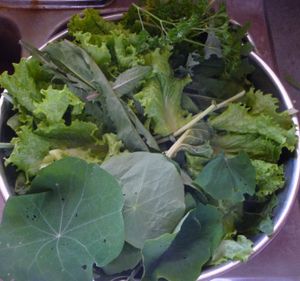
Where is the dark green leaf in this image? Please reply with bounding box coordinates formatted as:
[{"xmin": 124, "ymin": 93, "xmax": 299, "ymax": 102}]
[
  {"xmin": 0, "ymin": 157, "xmax": 125, "ymax": 281},
  {"xmin": 195, "ymin": 152, "xmax": 256, "ymax": 202},
  {"xmin": 142, "ymin": 203, "xmax": 224, "ymax": 281}
]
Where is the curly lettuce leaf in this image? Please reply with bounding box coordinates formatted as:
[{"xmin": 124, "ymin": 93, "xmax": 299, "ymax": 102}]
[
  {"xmin": 5, "ymin": 127, "xmax": 50, "ymax": 179},
  {"xmin": 211, "ymin": 235, "xmax": 253, "ymax": 265},
  {"xmin": 68, "ymin": 8, "xmax": 118, "ymax": 35},
  {"xmin": 135, "ymin": 48, "xmax": 192, "ymax": 136},
  {"xmin": 0, "ymin": 58, "xmax": 51, "ymax": 112},
  {"xmin": 252, "ymin": 159, "xmax": 284, "ymax": 198},
  {"xmin": 73, "ymin": 31, "xmax": 112, "ymax": 69},
  {"xmin": 245, "ymin": 88, "xmax": 293, "ymax": 129},
  {"xmin": 33, "ymin": 85, "xmax": 84, "ymax": 124},
  {"xmin": 212, "ymin": 133, "xmax": 281, "ymax": 163},
  {"xmin": 210, "ymin": 103, "xmax": 296, "ymax": 151}
]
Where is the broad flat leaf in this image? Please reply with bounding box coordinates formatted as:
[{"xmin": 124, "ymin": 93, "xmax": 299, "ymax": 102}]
[
  {"xmin": 113, "ymin": 66, "xmax": 152, "ymax": 97},
  {"xmin": 135, "ymin": 48, "xmax": 192, "ymax": 136},
  {"xmin": 6, "ymin": 127, "xmax": 50, "ymax": 179},
  {"xmin": 103, "ymin": 243, "xmax": 141, "ymax": 275},
  {"xmin": 34, "ymin": 85, "xmax": 84, "ymax": 124},
  {"xmin": 102, "ymin": 152, "xmax": 185, "ymax": 249},
  {"xmin": 142, "ymin": 203, "xmax": 224, "ymax": 281},
  {"xmin": 211, "ymin": 235, "xmax": 253, "ymax": 265},
  {"xmin": 0, "ymin": 157, "xmax": 125, "ymax": 281},
  {"xmin": 195, "ymin": 152, "xmax": 256, "ymax": 202}
]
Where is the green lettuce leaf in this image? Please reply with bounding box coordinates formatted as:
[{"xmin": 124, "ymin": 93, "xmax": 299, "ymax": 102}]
[
  {"xmin": 212, "ymin": 133, "xmax": 281, "ymax": 163},
  {"xmin": 210, "ymin": 103, "xmax": 296, "ymax": 151},
  {"xmin": 5, "ymin": 127, "xmax": 50, "ymax": 179},
  {"xmin": 211, "ymin": 235, "xmax": 253, "ymax": 265},
  {"xmin": 245, "ymin": 88, "xmax": 293, "ymax": 129},
  {"xmin": 0, "ymin": 157, "xmax": 125, "ymax": 281},
  {"xmin": 194, "ymin": 152, "xmax": 256, "ymax": 202},
  {"xmin": 0, "ymin": 58, "xmax": 51, "ymax": 112},
  {"xmin": 68, "ymin": 8, "xmax": 118, "ymax": 35},
  {"xmin": 33, "ymin": 85, "xmax": 84, "ymax": 124},
  {"xmin": 252, "ymin": 159, "xmax": 284, "ymax": 198},
  {"xmin": 135, "ymin": 48, "xmax": 192, "ymax": 136},
  {"xmin": 142, "ymin": 203, "xmax": 223, "ymax": 281},
  {"xmin": 71, "ymin": 31, "xmax": 112, "ymax": 70}
]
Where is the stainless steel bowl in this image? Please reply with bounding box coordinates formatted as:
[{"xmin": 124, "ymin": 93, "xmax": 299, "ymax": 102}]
[{"xmin": 0, "ymin": 15, "xmax": 299, "ymax": 280}]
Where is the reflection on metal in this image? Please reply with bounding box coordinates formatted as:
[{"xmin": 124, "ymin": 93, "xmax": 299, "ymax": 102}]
[{"xmin": 0, "ymin": 0, "xmax": 115, "ymax": 9}]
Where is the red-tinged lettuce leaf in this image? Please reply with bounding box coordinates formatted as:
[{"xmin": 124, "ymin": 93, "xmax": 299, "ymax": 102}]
[
  {"xmin": 33, "ymin": 85, "xmax": 84, "ymax": 124},
  {"xmin": 135, "ymin": 48, "xmax": 192, "ymax": 136},
  {"xmin": 0, "ymin": 157, "xmax": 125, "ymax": 281},
  {"xmin": 142, "ymin": 203, "xmax": 224, "ymax": 281},
  {"xmin": 194, "ymin": 152, "xmax": 256, "ymax": 202},
  {"xmin": 102, "ymin": 152, "xmax": 185, "ymax": 249},
  {"xmin": 5, "ymin": 127, "xmax": 50, "ymax": 179}
]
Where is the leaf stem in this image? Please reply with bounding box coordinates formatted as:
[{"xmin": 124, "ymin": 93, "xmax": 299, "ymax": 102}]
[
  {"xmin": 174, "ymin": 90, "xmax": 245, "ymax": 137},
  {"xmin": 165, "ymin": 130, "xmax": 189, "ymax": 158},
  {"xmin": 0, "ymin": 142, "xmax": 14, "ymax": 149}
]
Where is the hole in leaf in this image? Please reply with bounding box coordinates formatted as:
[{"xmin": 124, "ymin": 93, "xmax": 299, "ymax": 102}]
[{"xmin": 81, "ymin": 265, "xmax": 87, "ymax": 270}]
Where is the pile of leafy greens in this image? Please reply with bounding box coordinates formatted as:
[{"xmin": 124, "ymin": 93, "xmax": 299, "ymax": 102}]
[{"xmin": 0, "ymin": 1, "xmax": 297, "ymax": 281}]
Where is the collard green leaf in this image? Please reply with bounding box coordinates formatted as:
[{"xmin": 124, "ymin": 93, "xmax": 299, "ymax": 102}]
[
  {"xmin": 113, "ymin": 65, "xmax": 152, "ymax": 97},
  {"xmin": 102, "ymin": 152, "xmax": 185, "ymax": 249},
  {"xmin": 103, "ymin": 243, "xmax": 141, "ymax": 275},
  {"xmin": 0, "ymin": 157, "xmax": 125, "ymax": 281},
  {"xmin": 6, "ymin": 127, "xmax": 50, "ymax": 179},
  {"xmin": 211, "ymin": 235, "xmax": 253, "ymax": 265},
  {"xmin": 135, "ymin": 48, "xmax": 192, "ymax": 136},
  {"xmin": 142, "ymin": 203, "xmax": 224, "ymax": 281},
  {"xmin": 195, "ymin": 152, "xmax": 256, "ymax": 202}
]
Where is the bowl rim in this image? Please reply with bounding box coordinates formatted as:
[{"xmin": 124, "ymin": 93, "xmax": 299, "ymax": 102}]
[{"xmin": 0, "ymin": 13, "xmax": 299, "ymax": 281}]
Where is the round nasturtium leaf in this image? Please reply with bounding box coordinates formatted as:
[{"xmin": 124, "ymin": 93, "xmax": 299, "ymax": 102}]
[
  {"xmin": 102, "ymin": 152, "xmax": 186, "ymax": 249},
  {"xmin": 0, "ymin": 157, "xmax": 125, "ymax": 281}
]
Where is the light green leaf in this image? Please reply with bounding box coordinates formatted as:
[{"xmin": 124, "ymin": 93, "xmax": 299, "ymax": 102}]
[
  {"xmin": 135, "ymin": 48, "xmax": 192, "ymax": 136},
  {"xmin": 0, "ymin": 157, "xmax": 125, "ymax": 281},
  {"xmin": 211, "ymin": 235, "xmax": 253, "ymax": 265},
  {"xmin": 142, "ymin": 203, "xmax": 223, "ymax": 281},
  {"xmin": 6, "ymin": 127, "xmax": 50, "ymax": 179},
  {"xmin": 195, "ymin": 152, "xmax": 256, "ymax": 202},
  {"xmin": 212, "ymin": 133, "xmax": 281, "ymax": 163},
  {"xmin": 102, "ymin": 152, "xmax": 185, "ymax": 249},
  {"xmin": 210, "ymin": 103, "xmax": 296, "ymax": 151},
  {"xmin": 34, "ymin": 85, "xmax": 84, "ymax": 124},
  {"xmin": 252, "ymin": 159, "xmax": 284, "ymax": 198}
]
